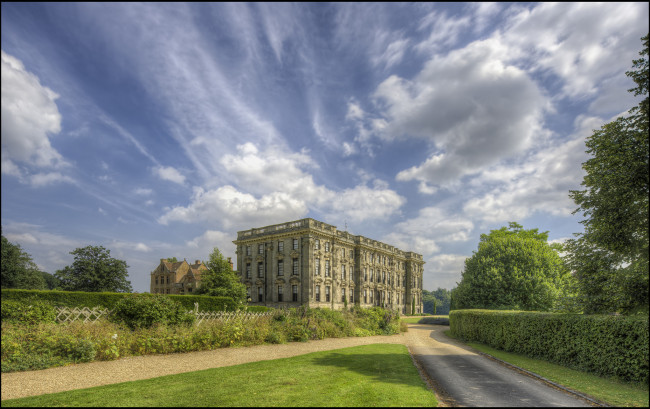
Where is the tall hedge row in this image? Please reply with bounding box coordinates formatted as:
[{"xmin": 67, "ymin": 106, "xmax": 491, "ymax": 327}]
[
  {"xmin": 0, "ymin": 289, "xmax": 238, "ymax": 312},
  {"xmin": 450, "ymin": 309, "xmax": 649, "ymax": 384}
]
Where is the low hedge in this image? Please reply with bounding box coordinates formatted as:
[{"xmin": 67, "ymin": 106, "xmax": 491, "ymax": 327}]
[
  {"xmin": 450, "ymin": 309, "xmax": 649, "ymax": 384},
  {"xmin": 1, "ymin": 289, "xmax": 238, "ymax": 312}
]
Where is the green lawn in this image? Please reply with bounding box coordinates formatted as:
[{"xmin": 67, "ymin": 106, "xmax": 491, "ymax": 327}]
[
  {"xmin": 2, "ymin": 344, "xmax": 437, "ymax": 407},
  {"xmin": 444, "ymin": 331, "xmax": 649, "ymax": 407},
  {"xmin": 400, "ymin": 315, "xmax": 448, "ymax": 324}
]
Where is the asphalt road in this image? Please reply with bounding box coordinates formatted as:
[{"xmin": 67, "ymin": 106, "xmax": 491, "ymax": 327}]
[{"xmin": 405, "ymin": 324, "xmax": 596, "ymax": 407}]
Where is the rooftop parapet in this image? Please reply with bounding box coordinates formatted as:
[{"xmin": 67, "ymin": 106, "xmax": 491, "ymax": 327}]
[{"xmin": 234, "ymin": 218, "xmax": 423, "ymax": 263}]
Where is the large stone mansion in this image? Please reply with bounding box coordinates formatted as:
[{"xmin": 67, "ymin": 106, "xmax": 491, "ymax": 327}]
[{"xmin": 233, "ymin": 218, "xmax": 424, "ymax": 313}]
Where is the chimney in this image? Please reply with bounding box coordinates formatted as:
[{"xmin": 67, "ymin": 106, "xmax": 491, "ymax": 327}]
[
  {"xmin": 160, "ymin": 258, "xmax": 166, "ymax": 263},
  {"xmin": 227, "ymin": 257, "xmax": 233, "ymax": 270},
  {"xmin": 195, "ymin": 260, "xmax": 200, "ymax": 265}
]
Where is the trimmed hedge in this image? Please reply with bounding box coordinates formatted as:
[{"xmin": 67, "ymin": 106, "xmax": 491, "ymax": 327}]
[
  {"xmin": 1, "ymin": 299, "xmax": 57, "ymax": 325},
  {"xmin": 450, "ymin": 309, "xmax": 649, "ymax": 384},
  {"xmin": 1, "ymin": 289, "xmax": 238, "ymax": 312}
]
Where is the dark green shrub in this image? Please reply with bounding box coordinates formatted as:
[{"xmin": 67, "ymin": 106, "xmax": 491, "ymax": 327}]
[
  {"xmin": 450, "ymin": 309, "xmax": 649, "ymax": 384},
  {"xmin": 1, "ymin": 299, "xmax": 56, "ymax": 325},
  {"xmin": 109, "ymin": 294, "xmax": 195, "ymax": 329}
]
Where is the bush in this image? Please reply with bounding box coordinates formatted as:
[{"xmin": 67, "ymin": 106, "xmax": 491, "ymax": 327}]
[
  {"xmin": 450, "ymin": 309, "xmax": 649, "ymax": 384},
  {"xmin": 109, "ymin": 294, "xmax": 195, "ymax": 329},
  {"xmin": 1, "ymin": 299, "xmax": 56, "ymax": 325}
]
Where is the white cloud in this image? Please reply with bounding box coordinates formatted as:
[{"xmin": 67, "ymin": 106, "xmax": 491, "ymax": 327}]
[
  {"xmin": 384, "ymin": 207, "xmax": 474, "ymax": 256},
  {"xmin": 110, "ymin": 240, "xmax": 153, "ymax": 253},
  {"xmin": 256, "ymin": 2, "xmax": 299, "ymax": 64},
  {"xmin": 5, "ymin": 232, "xmax": 39, "ymax": 245},
  {"xmin": 154, "ymin": 166, "xmax": 186, "ymax": 185},
  {"xmin": 463, "ymin": 115, "xmax": 598, "ymax": 223},
  {"xmin": 134, "ymin": 243, "xmax": 152, "ymax": 252},
  {"xmin": 324, "ymin": 183, "xmax": 405, "ymax": 223},
  {"xmin": 371, "ymin": 33, "xmax": 410, "ymax": 70},
  {"xmin": 469, "ymin": 2, "xmax": 502, "ymax": 34},
  {"xmin": 185, "ymin": 229, "xmax": 235, "ymax": 260},
  {"xmin": 414, "ymin": 10, "xmax": 471, "ymax": 54},
  {"xmin": 376, "ymin": 38, "xmax": 548, "ymax": 188},
  {"xmin": 158, "ymin": 185, "xmax": 308, "ymax": 230},
  {"xmin": 134, "ymin": 188, "xmax": 153, "ymax": 196},
  {"xmin": 501, "ymin": 2, "xmax": 648, "ymax": 101},
  {"xmin": 425, "ymin": 253, "xmax": 468, "ymax": 290},
  {"xmin": 1, "ymin": 50, "xmax": 67, "ymax": 174},
  {"xmin": 30, "ymin": 172, "xmax": 76, "ymax": 187},
  {"xmin": 160, "ymin": 142, "xmax": 406, "ymax": 229}
]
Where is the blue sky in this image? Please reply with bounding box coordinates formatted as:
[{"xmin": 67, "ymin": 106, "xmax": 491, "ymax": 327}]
[{"xmin": 2, "ymin": 2, "xmax": 648, "ymax": 293}]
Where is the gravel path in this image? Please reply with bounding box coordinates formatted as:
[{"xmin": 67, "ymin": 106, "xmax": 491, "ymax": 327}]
[{"xmin": 1, "ymin": 332, "xmax": 412, "ymax": 401}]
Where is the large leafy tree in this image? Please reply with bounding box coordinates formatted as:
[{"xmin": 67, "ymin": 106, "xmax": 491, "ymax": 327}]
[
  {"xmin": 1, "ymin": 232, "xmax": 46, "ymax": 290},
  {"xmin": 55, "ymin": 245, "xmax": 132, "ymax": 292},
  {"xmin": 195, "ymin": 247, "xmax": 247, "ymax": 304},
  {"xmin": 452, "ymin": 223, "xmax": 573, "ymax": 311},
  {"xmin": 566, "ymin": 34, "xmax": 649, "ymax": 314}
]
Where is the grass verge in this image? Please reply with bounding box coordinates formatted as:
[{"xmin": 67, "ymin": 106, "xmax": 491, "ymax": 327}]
[
  {"xmin": 1, "ymin": 344, "xmax": 437, "ymax": 407},
  {"xmin": 444, "ymin": 330, "xmax": 648, "ymax": 407}
]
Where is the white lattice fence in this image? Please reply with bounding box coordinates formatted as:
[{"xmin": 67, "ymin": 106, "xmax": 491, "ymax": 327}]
[
  {"xmin": 53, "ymin": 305, "xmax": 271, "ymax": 326},
  {"xmin": 55, "ymin": 306, "xmax": 111, "ymax": 324},
  {"xmin": 193, "ymin": 311, "xmax": 272, "ymax": 326}
]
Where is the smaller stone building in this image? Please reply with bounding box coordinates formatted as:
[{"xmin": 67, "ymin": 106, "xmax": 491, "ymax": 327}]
[{"xmin": 150, "ymin": 258, "xmax": 208, "ymax": 295}]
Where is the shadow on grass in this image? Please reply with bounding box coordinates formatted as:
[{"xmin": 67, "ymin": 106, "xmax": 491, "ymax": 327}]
[
  {"xmin": 310, "ymin": 346, "xmax": 426, "ymax": 388},
  {"xmin": 418, "ymin": 317, "xmax": 450, "ymax": 325}
]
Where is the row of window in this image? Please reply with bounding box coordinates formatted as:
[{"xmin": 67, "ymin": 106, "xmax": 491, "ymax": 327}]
[
  {"xmin": 361, "ymin": 289, "xmax": 407, "ymax": 305},
  {"xmin": 154, "ymin": 276, "xmax": 171, "ymax": 285},
  {"xmin": 314, "ymin": 259, "xmax": 353, "ymax": 279},
  {"xmin": 245, "ymin": 259, "xmax": 420, "ymax": 290},
  {"xmin": 245, "ymin": 259, "xmax": 301, "ymax": 279},
  {"xmin": 362, "ymin": 268, "xmax": 409, "ymax": 287},
  {"xmin": 248, "ymin": 284, "xmax": 419, "ymax": 307},
  {"xmin": 245, "ymin": 240, "xmax": 411, "ymax": 270},
  {"xmin": 248, "ymin": 285, "xmax": 300, "ymax": 303},
  {"xmin": 314, "ymin": 285, "xmax": 354, "ymax": 303},
  {"xmin": 246, "ymin": 239, "xmax": 301, "ymax": 256}
]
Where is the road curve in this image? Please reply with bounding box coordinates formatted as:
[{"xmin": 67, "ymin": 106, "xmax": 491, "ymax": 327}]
[{"xmin": 405, "ymin": 323, "xmax": 595, "ymax": 407}]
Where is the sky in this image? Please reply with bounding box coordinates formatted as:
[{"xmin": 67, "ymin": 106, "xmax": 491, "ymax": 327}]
[{"xmin": 1, "ymin": 2, "xmax": 648, "ymax": 293}]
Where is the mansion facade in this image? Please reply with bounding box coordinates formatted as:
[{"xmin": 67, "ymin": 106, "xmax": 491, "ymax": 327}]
[{"xmin": 233, "ymin": 218, "xmax": 424, "ymax": 314}]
